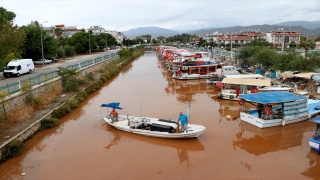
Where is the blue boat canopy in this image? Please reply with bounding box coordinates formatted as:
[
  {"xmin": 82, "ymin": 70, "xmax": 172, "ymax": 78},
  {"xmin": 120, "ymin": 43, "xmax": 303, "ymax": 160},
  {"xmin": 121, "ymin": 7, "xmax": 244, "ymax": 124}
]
[
  {"xmin": 239, "ymin": 92, "xmax": 307, "ymax": 104},
  {"xmin": 101, "ymin": 102, "xmax": 123, "ymax": 109},
  {"xmin": 311, "ymin": 115, "xmax": 320, "ymax": 123}
]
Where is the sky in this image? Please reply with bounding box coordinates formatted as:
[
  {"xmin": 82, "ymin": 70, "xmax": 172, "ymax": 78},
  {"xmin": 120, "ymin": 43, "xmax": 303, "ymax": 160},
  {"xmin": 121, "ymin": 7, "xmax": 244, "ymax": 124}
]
[{"xmin": 1, "ymin": 0, "xmax": 320, "ymax": 32}]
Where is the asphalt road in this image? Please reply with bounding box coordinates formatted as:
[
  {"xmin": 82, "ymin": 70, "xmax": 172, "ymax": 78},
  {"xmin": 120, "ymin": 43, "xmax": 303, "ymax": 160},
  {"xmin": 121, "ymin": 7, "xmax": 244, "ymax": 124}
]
[{"xmin": 0, "ymin": 50, "xmax": 119, "ymax": 87}]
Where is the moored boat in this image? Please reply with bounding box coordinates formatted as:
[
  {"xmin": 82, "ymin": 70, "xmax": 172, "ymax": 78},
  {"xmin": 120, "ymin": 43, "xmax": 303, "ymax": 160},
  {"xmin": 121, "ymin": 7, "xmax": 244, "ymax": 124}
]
[
  {"xmin": 101, "ymin": 102, "xmax": 206, "ymax": 138},
  {"xmin": 309, "ymin": 115, "xmax": 320, "ymax": 154},
  {"xmin": 238, "ymin": 91, "xmax": 320, "ymax": 128}
]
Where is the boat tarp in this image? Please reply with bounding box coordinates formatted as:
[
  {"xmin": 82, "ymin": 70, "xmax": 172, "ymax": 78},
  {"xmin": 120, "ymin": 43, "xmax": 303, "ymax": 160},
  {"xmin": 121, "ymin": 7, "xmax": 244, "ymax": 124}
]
[
  {"xmin": 101, "ymin": 102, "xmax": 123, "ymax": 109},
  {"xmin": 311, "ymin": 115, "xmax": 320, "ymax": 123},
  {"xmin": 222, "ymin": 78, "xmax": 271, "ymax": 86},
  {"xmin": 239, "ymin": 91, "xmax": 307, "ymax": 104},
  {"xmin": 224, "ymin": 74, "xmax": 265, "ymax": 79}
]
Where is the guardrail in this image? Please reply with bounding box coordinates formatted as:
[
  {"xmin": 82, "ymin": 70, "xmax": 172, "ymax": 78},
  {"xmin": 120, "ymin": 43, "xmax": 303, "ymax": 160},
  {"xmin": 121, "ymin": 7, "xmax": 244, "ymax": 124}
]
[
  {"xmin": 0, "ymin": 52, "xmax": 119, "ymax": 95},
  {"xmin": 185, "ymin": 47, "xmax": 238, "ymax": 57}
]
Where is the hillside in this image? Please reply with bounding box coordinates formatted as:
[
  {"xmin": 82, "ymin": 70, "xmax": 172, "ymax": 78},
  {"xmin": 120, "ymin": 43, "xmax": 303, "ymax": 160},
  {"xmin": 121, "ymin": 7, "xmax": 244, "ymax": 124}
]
[
  {"xmin": 189, "ymin": 25, "xmax": 320, "ymax": 37},
  {"xmin": 272, "ymin": 20, "xmax": 320, "ymax": 30},
  {"xmin": 123, "ymin": 27, "xmax": 179, "ymax": 38},
  {"xmin": 123, "ymin": 20, "xmax": 320, "ymax": 38}
]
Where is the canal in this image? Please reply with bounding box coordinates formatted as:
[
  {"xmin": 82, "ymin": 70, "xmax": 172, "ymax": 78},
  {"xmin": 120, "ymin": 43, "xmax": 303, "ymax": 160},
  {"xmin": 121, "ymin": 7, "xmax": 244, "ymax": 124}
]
[{"xmin": 0, "ymin": 52, "xmax": 319, "ymax": 179}]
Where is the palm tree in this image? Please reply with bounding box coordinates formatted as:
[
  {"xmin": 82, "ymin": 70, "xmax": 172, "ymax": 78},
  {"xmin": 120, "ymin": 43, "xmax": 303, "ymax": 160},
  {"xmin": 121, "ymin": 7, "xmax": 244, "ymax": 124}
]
[{"xmin": 299, "ymin": 36, "xmax": 315, "ymax": 59}]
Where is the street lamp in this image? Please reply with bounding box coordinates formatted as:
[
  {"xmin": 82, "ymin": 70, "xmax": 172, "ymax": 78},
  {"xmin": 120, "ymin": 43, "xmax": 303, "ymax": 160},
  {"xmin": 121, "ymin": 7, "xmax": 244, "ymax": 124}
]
[
  {"xmin": 88, "ymin": 27, "xmax": 91, "ymax": 55},
  {"xmin": 40, "ymin": 21, "xmax": 48, "ymax": 67}
]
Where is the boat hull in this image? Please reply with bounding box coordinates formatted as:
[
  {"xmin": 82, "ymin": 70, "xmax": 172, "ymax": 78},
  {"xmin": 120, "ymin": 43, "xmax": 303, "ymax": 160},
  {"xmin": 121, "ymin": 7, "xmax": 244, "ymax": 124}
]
[
  {"xmin": 240, "ymin": 112, "xmax": 309, "ymax": 128},
  {"xmin": 309, "ymin": 138, "xmax": 320, "ymax": 152}
]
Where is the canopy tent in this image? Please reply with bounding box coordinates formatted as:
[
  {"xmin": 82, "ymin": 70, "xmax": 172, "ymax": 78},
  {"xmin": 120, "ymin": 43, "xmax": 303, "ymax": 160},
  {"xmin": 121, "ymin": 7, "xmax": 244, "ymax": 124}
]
[
  {"xmin": 101, "ymin": 102, "xmax": 123, "ymax": 109},
  {"xmin": 239, "ymin": 92, "xmax": 307, "ymax": 104},
  {"xmin": 222, "ymin": 78, "xmax": 271, "ymax": 86}
]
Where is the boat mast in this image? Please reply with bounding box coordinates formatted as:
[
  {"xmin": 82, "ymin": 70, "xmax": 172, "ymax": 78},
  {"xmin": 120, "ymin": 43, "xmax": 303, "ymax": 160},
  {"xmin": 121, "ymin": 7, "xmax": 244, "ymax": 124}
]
[{"xmin": 187, "ymin": 99, "xmax": 191, "ymax": 126}]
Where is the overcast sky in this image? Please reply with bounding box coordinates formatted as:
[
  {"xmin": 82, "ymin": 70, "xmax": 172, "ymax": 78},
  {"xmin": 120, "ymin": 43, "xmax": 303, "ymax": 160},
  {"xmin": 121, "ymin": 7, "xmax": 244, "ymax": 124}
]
[{"xmin": 1, "ymin": 0, "xmax": 319, "ymax": 32}]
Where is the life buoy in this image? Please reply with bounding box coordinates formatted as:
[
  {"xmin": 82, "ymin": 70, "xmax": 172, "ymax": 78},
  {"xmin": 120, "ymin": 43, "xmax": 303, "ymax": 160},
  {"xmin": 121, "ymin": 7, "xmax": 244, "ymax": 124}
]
[
  {"xmin": 230, "ymin": 95, "xmax": 234, "ymax": 99},
  {"xmin": 238, "ymin": 99, "xmax": 244, "ymax": 105},
  {"xmin": 264, "ymin": 106, "xmax": 272, "ymax": 115},
  {"xmin": 251, "ymin": 88, "xmax": 259, "ymax": 93},
  {"xmin": 177, "ymin": 70, "xmax": 181, "ymax": 75},
  {"xmin": 217, "ymin": 82, "xmax": 224, "ymax": 91}
]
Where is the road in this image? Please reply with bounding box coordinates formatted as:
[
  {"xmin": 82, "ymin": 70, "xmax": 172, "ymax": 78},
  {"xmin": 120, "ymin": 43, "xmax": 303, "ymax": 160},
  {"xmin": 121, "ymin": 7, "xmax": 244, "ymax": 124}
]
[{"xmin": 0, "ymin": 50, "xmax": 119, "ymax": 87}]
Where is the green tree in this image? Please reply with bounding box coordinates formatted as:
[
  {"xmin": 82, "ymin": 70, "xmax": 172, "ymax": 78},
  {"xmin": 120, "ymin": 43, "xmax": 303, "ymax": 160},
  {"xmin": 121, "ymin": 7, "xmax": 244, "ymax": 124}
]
[
  {"xmin": 0, "ymin": 7, "xmax": 25, "ymax": 66},
  {"xmin": 20, "ymin": 21, "xmax": 58, "ymax": 60},
  {"xmin": 247, "ymin": 39, "xmax": 270, "ymax": 47},
  {"xmin": 299, "ymin": 36, "xmax": 316, "ymax": 60},
  {"xmin": 250, "ymin": 48, "xmax": 277, "ymax": 70},
  {"xmin": 237, "ymin": 46, "xmax": 261, "ymax": 64}
]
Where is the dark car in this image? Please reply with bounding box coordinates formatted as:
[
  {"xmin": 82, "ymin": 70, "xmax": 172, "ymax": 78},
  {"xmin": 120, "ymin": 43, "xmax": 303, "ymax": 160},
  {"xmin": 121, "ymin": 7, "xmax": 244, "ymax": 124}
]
[{"xmin": 49, "ymin": 57, "xmax": 58, "ymax": 63}]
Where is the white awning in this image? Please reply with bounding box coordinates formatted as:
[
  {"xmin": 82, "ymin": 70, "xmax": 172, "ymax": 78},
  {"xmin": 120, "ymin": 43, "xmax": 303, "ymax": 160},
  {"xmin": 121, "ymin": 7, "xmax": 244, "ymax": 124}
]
[
  {"xmin": 293, "ymin": 72, "xmax": 320, "ymax": 79},
  {"xmin": 222, "ymin": 78, "xmax": 271, "ymax": 86},
  {"xmin": 224, "ymin": 74, "xmax": 265, "ymax": 79}
]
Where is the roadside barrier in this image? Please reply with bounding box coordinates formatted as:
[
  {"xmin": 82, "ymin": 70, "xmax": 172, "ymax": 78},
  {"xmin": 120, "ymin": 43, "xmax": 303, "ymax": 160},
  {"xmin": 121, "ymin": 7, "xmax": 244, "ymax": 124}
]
[{"xmin": 0, "ymin": 52, "xmax": 118, "ymax": 96}]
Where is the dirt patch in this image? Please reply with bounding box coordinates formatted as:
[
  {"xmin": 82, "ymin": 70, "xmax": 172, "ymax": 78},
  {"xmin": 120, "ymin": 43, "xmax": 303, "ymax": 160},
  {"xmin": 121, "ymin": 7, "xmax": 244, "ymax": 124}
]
[{"xmin": 0, "ymin": 91, "xmax": 76, "ymax": 146}]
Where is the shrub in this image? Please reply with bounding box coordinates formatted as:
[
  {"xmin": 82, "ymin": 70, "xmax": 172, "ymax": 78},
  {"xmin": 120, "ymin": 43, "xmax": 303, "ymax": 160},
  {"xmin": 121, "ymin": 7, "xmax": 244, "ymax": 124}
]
[
  {"xmin": 39, "ymin": 118, "xmax": 59, "ymax": 131},
  {"xmin": 1, "ymin": 140, "xmax": 24, "ymax": 162}
]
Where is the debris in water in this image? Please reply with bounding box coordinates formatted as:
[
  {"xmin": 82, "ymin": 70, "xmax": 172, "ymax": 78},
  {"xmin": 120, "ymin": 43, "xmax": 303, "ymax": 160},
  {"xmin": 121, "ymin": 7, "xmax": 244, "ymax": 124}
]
[{"xmin": 22, "ymin": 173, "xmax": 26, "ymax": 176}]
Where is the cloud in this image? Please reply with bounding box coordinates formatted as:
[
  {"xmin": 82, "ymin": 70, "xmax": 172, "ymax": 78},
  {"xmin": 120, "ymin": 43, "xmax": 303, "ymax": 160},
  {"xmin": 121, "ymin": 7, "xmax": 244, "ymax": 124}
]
[{"xmin": 1, "ymin": 0, "xmax": 319, "ymax": 31}]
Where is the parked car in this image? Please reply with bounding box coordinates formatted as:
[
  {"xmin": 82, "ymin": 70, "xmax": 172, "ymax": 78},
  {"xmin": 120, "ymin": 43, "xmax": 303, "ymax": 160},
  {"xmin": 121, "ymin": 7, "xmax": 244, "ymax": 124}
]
[
  {"xmin": 33, "ymin": 59, "xmax": 52, "ymax": 65},
  {"xmin": 49, "ymin": 57, "xmax": 58, "ymax": 63}
]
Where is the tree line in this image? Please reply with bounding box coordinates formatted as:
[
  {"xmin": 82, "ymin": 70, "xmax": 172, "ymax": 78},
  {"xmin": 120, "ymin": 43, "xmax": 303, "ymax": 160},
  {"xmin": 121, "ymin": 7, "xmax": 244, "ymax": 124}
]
[{"xmin": 0, "ymin": 7, "xmax": 118, "ymax": 70}]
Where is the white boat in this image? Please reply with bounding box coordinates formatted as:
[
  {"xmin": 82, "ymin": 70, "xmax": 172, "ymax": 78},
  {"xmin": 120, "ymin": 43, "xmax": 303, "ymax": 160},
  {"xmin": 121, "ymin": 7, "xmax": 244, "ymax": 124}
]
[
  {"xmin": 309, "ymin": 115, "xmax": 320, "ymax": 153},
  {"xmin": 172, "ymin": 63, "xmax": 220, "ymax": 80},
  {"xmin": 217, "ymin": 78, "xmax": 294, "ymax": 101},
  {"xmin": 101, "ymin": 102, "xmax": 206, "ymax": 138},
  {"xmin": 238, "ymin": 91, "xmax": 320, "ymax": 128}
]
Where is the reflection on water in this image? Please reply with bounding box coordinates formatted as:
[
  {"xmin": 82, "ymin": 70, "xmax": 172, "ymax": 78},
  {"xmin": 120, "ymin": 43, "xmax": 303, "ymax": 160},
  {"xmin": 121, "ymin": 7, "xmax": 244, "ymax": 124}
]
[
  {"xmin": 302, "ymin": 150, "xmax": 320, "ymax": 178},
  {"xmin": 233, "ymin": 121, "xmax": 315, "ymax": 156},
  {"xmin": 158, "ymin": 59, "xmax": 214, "ymax": 103},
  {"xmin": 211, "ymin": 97, "xmax": 241, "ymax": 123}
]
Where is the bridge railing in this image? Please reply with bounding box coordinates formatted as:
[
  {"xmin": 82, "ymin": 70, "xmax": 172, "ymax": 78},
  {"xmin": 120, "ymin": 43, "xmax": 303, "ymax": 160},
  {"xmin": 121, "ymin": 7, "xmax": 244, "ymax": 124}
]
[{"xmin": 0, "ymin": 52, "xmax": 119, "ymax": 96}]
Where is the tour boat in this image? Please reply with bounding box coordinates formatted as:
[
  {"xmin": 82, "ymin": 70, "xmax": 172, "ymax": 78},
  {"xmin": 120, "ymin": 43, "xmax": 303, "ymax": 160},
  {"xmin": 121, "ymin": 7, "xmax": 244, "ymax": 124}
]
[
  {"xmin": 238, "ymin": 91, "xmax": 320, "ymax": 128},
  {"xmin": 101, "ymin": 102, "xmax": 206, "ymax": 138}
]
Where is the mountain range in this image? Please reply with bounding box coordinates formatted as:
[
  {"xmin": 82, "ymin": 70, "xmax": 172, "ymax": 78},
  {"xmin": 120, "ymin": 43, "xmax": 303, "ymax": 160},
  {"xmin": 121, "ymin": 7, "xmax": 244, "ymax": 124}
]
[{"xmin": 123, "ymin": 20, "xmax": 320, "ymax": 38}]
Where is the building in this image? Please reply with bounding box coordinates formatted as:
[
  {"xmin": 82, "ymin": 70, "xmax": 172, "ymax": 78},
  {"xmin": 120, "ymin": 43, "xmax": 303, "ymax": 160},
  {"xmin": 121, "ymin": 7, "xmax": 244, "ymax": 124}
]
[
  {"xmin": 45, "ymin": 24, "xmax": 81, "ymax": 38},
  {"xmin": 266, "ymin": 28, "xmax": 301, "ymax": 48}
]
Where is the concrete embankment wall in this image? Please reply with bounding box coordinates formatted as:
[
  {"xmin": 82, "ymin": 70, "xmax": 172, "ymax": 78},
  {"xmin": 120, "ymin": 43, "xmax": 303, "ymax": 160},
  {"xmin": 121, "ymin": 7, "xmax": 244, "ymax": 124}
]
[{"xmin": 0, "ymin": 56, "xmax": 119, "ymax": 155}]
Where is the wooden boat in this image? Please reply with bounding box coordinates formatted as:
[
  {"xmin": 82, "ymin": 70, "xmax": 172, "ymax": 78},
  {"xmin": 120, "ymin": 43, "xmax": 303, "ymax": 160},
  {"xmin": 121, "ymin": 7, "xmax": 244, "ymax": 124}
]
[
  {"xmin": 101, "ymin": 102, "xmax": 206, "ymax": 138},
  {"xmin": 309, "ymin": 115, "xmax": 320, "ymax": 154},
  {"xmin": 238, "ymin": 91, "xmax": 320, "ymax": 128}
]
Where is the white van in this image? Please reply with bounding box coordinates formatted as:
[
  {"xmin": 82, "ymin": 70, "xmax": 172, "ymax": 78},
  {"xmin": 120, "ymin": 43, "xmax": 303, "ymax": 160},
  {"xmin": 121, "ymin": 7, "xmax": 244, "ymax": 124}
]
[{"xmin": 3, "ymin": 59, "xmax": 35, "ymax": 78}]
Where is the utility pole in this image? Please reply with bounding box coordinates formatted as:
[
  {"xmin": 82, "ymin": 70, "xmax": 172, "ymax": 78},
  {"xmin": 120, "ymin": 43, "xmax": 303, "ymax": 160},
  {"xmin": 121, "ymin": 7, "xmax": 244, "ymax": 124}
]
[{"xmin": 88, "ymin": 27, "xmax": 91, "ymax": 55}]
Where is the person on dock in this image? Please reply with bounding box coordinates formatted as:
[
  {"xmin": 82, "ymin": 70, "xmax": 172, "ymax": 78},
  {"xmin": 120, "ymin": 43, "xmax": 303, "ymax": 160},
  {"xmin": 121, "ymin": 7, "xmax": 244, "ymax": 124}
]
[{"xmin": 178, "ymin": 112, "xmax": 188, "ymax": 133}]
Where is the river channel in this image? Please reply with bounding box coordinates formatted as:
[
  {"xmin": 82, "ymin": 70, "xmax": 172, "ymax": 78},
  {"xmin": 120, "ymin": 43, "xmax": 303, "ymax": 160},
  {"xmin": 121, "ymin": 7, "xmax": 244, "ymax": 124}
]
[{"xmin": 0, "ymin": 52, "xmax": 319, "ymax": 180}]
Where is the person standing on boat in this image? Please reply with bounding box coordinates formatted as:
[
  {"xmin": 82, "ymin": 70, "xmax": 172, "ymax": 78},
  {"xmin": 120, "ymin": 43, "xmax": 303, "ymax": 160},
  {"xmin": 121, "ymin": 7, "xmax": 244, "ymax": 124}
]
[
  {"xmin": 110, "ymin": 108, "xmax": 119, "ymax": 122},
  {"xmin": 178, "ymin": 112, "xmax": 188, "ymax": 133}
]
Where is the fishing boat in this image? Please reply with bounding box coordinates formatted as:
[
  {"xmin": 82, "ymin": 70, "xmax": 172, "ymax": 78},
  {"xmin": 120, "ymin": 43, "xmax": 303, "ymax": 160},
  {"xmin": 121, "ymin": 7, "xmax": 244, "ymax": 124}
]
[
  {"xmin": 238, "ymin": 91, "xmax": 320, "ymax": 128},
  {"xmin": 309, "ymin": 115, "xmax": 320, "ymax": 154},
  {"xmin": 100, "ymin": 102, "xmax": 206, "ymax": 138},
  {"xmin": 217, "ymin": 78, "xmax": 294, "ymax": 101}
]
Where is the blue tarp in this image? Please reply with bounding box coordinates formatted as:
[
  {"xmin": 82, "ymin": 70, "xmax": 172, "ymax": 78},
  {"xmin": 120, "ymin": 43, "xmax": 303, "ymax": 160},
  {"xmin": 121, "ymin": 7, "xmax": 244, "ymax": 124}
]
[
  {"xmin": 101, "ymin": 102, "xmax": 123, "ymax": 109},
  {"xmin": 311, "ymin": 115, "xmax": 320, "ymax": 123},
  {"xmin": 239, "ymin": 92, "xmax": 307, "ymax": 104}
]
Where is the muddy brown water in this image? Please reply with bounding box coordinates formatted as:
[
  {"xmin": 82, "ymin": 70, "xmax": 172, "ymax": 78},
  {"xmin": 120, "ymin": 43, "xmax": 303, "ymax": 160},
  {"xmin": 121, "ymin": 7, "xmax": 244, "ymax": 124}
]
[{"xmin": 0, "ymin": 52, "xmax": 319, "ymax": 180}]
